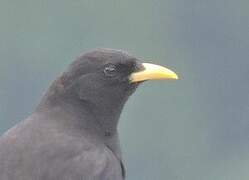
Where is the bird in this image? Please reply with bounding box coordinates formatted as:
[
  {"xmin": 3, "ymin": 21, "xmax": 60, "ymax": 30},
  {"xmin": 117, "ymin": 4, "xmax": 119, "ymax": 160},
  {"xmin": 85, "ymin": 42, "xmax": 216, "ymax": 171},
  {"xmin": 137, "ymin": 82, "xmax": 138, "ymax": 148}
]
[{"xmin": 0, "ymin": 48, "xmax": 178, "ymax": 180}]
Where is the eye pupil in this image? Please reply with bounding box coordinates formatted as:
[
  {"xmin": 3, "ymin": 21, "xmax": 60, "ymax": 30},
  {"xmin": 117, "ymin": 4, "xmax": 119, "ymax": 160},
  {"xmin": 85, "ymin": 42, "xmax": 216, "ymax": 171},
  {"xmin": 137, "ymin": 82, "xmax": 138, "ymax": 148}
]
[{"xmin": 104, "ymin": 65, "xmax": 117, "ymax": 76}]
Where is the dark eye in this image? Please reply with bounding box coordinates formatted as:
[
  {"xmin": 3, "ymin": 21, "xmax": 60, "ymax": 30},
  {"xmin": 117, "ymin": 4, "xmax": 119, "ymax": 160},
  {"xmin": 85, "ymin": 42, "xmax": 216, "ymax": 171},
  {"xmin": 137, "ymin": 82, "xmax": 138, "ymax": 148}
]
[{"xmin": 104, "ymin": 64, "xmax": 117, "ymax": 77}]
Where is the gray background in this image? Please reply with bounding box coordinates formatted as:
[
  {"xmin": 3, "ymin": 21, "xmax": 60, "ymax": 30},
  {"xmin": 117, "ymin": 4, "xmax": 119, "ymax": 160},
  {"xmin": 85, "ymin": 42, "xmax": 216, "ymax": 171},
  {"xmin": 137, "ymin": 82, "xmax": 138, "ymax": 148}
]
[{"xmin": 1, "ymin": 0, "xmax": 249, "ymax": 179}]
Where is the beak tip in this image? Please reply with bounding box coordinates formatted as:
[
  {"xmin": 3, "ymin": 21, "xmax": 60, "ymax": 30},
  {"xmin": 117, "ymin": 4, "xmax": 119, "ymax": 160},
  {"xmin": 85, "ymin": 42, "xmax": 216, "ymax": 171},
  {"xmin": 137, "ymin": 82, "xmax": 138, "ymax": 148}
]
[{"xmin": 173, "ymin": 74, "xmax": 179, "ymax": 80}]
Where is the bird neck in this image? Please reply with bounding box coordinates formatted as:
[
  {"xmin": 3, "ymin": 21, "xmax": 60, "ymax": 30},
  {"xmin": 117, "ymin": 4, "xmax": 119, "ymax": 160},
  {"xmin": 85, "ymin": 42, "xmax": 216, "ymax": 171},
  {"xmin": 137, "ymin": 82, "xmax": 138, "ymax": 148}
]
[
  {"xmin": 36, "ymin": 92, "xmax": 123, "ymax": 139},
  {"xmin": 35, "ymin": 76, "xmax": 127, "ymax": 140}
]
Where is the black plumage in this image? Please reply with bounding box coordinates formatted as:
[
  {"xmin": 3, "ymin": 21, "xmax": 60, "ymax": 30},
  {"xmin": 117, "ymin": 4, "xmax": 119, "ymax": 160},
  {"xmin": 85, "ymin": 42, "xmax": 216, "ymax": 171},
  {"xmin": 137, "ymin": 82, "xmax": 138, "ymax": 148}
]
[{"xmin": 0, "ymin": 48, "xmax": 178, "ymax": 180}]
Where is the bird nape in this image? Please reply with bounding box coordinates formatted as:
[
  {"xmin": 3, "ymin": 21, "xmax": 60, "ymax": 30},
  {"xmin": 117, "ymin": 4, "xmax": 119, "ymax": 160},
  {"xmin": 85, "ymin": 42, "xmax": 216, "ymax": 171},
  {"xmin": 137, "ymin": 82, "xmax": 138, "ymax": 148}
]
[{"xmin": 0, "ymin": 48, "xmax": 178, "ymax": 180}]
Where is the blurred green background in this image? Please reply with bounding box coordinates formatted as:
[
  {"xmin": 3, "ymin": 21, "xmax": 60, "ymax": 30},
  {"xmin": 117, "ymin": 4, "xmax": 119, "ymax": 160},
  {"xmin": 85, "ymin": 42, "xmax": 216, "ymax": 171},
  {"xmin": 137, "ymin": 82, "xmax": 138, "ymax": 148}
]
[{"xmin": 1, "ymin": 0, "xmax": 249, "ymax": 179}]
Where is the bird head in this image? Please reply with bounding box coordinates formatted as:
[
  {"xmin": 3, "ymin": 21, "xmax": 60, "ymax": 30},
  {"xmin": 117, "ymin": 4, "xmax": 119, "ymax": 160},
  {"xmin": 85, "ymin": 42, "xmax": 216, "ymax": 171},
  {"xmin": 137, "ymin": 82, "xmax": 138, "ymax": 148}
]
[{"xmin": 38, "ymin": 48, "xmax": 178, "ymax": 136}]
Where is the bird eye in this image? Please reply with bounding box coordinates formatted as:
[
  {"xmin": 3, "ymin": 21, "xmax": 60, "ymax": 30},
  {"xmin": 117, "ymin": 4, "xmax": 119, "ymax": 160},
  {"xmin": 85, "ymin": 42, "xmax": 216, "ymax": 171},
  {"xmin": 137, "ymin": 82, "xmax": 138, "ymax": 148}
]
[{"xmin": 104, "ymin": 64, "xmax": 117, "ymax": 77}]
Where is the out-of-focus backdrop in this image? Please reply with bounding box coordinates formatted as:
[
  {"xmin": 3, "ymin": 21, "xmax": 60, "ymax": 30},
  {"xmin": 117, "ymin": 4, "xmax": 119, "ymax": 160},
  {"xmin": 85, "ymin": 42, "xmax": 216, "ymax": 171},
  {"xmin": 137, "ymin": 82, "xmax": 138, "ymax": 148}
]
[{"xmin": 1, "ymin": 0, "xmax": 249, "ymax": 179}]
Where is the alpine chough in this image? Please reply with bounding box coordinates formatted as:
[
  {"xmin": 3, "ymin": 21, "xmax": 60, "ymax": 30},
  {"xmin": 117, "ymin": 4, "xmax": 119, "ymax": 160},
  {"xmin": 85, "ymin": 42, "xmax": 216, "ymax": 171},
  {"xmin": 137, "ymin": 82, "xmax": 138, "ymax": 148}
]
[{"xmin": 0, "ymin": 49, "xmax": 178, "ymax": 180}]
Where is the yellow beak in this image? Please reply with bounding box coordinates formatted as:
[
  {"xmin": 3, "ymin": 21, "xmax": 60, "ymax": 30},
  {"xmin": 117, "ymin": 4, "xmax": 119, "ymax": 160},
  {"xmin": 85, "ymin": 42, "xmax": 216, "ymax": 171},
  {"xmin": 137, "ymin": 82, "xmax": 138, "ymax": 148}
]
[{"xmin": 130, "ymin": 63, "xmax": 178, "ymax": 83}]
